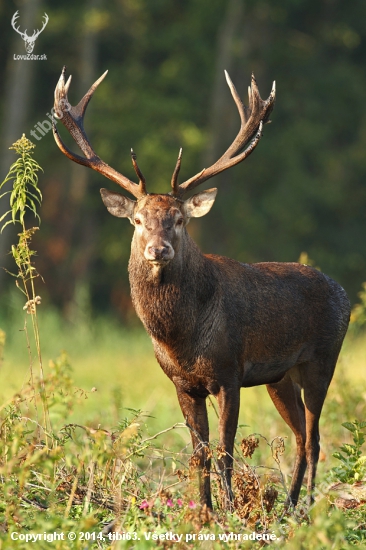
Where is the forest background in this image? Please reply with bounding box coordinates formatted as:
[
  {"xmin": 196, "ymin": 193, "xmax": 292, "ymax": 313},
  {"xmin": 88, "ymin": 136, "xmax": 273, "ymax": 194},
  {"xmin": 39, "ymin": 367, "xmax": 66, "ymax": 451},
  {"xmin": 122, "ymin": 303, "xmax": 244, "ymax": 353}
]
[
  {"xmin": 0, "ymin": 1, "xmax": 365, "ymax": 547},
  {"xmin": 1, "ymin": 0, "xmax": 366, "ymax": 319}
]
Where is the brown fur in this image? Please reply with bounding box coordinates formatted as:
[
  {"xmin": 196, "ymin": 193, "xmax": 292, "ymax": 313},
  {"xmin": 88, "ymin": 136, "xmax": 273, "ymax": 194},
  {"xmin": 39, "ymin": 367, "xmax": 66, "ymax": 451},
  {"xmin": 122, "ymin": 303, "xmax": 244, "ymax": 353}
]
[
  {"xmin": 124, "ymin": 194, "xmax": 351, "ymax": 509},
  {"xmin": 54, "ymin": 67, "xmax": 340, "ymax": 509}
]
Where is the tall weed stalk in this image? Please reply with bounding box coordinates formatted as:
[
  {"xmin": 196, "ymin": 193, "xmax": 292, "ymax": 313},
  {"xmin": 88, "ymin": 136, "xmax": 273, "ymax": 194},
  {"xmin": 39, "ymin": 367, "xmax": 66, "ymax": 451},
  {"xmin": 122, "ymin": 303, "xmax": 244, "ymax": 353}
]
[{"xmin": 0, "ymin": 134, "xmax": 51, "ymax": 445}]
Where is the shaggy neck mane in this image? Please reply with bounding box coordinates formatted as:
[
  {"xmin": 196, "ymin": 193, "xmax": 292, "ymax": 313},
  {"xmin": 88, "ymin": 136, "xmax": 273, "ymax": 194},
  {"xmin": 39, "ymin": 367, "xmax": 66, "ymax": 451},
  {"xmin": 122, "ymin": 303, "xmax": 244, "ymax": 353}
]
[{"xmin": 128, "ymin": 229, "xmax": 212, "ymax": 343}]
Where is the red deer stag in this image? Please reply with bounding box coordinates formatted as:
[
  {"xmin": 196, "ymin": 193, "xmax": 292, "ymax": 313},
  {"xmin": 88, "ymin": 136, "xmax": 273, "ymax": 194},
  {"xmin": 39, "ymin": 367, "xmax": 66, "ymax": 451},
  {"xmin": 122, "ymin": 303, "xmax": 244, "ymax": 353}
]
[{"xmin": 53, "ymin": 66, "xmax": 350, "ymax": 509}]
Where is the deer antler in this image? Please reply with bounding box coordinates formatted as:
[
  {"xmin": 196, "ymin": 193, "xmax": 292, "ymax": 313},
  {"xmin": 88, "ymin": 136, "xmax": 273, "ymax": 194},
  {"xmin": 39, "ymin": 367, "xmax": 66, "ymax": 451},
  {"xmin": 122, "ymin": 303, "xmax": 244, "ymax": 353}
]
[
  {"xmin": 11, "ymin": 11, "xmax": 26, "ymax": 39},
  {"xmin": 54, "ymin": 67, "xmax": 274, "ymax": 201},
  {"xmin": 53, "ymin": 67, "xmax": 146, "ymax": 199},
  {"xmin": 33, "ymin": 13, "xmax": 49, "ymax": 40},
  {"xmin": 172, "ymin": 72, "xmax": 276, "ymax": 197},
  {"xmin": 11, "ymin": 11, "xmax": 48, "ymax": 40}
]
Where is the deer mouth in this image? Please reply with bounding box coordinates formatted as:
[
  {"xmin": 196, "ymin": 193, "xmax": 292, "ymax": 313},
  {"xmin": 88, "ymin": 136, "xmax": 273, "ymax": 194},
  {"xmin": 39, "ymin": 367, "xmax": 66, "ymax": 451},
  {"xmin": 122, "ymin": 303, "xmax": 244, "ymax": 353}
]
[
  {"xmin": 144, "ymin": 245, "xmax": 175, "ymax": 264},
  {"xmin": 147, "ymin": 258, "xmax": 172, "ymax": 266}
]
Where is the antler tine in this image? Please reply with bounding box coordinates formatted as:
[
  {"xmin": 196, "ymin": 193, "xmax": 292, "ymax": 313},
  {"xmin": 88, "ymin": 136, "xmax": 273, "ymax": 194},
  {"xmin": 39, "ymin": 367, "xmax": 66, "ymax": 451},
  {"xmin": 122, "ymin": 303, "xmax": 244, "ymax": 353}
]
[
  {"xmin": 53, "ymin": 67, "xmax": 146, "ymax": 199},
  {"xmin": 74, "ymin": 69, "xmax": 108, "ymax": 119},
  {"xmin": 64, "ymin": 74, "xmax": 72, "ymax": 95},
  {"xmin": 224, "ymin": 71, "xmax": 248, "ymax": 126},
  {"xmin": 266, "ymin": 80, "xmax": 276, "ymax": 113},
  {"xmin": 131, "ymin": 149, "xmax": 146, "ymax": 196},
  {"xmin": 11, "ymin": 11, "xmax": 25, "ymax": 37},
  {"xmin": 34, "ymin": 12, "xmax": 49, "ymax": 37},
  {"xmin": 11, "ymin": 11, "xmax": 18, "ymax": 27},
  {"xmin": 54, "ymin": 66, "xmax": 106, "ymax": 158},
  {"xmin": 176, "ymin": 71, "xmax": 275, "ymax": 197},
  {"xmin": 170, "ymin": 148, "xmax": 183, "ymax": 196}
]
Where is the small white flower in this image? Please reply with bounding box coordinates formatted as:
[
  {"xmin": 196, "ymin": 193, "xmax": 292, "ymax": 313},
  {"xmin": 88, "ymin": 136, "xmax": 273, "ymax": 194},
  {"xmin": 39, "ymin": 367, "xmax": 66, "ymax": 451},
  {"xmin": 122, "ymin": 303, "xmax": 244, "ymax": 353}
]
[{"xmin": 23, "ymin": 295, "xmax": 41, "ymax": 314}]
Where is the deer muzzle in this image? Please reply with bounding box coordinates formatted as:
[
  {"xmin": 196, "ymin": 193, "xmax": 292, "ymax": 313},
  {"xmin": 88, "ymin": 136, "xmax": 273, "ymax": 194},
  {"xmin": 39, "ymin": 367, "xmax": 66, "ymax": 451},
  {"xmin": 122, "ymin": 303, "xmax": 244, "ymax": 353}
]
[{"xmin": 144, "ymin": 243, "xmax": 175, "ymax": 263}]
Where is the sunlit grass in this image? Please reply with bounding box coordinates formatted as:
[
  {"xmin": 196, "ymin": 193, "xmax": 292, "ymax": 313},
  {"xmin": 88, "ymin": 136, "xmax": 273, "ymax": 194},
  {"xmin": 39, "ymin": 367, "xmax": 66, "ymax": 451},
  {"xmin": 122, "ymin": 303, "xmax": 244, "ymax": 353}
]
[
  {"xmin": 0, "ymin": 296, "xmax": 365, "ymax": 548},
  {"xmin": 1, "ymin": 295, "xmax": 365, "ymax": 478}
]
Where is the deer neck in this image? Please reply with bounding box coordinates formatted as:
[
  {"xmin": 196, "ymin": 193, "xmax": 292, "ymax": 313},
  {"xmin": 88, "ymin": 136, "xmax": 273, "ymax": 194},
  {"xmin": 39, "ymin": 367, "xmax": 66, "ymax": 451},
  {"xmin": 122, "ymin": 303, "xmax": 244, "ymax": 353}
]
[{"xmin": 128, "ymin": 229, "xmax": 208, "ymax": 341}]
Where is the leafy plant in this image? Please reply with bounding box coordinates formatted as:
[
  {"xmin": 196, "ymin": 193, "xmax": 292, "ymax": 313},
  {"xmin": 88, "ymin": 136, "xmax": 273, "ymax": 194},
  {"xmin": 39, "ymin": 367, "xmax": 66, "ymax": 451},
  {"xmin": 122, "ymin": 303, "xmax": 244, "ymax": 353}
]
[
  {"xmin": 0, "ymin": 135, "xmax": 50, "ymax": 444},
  {"xmin": 0, "ymin": 134, "xmax": 42, "ymax": 231},
  {"xmin": 331, "ymin": 420, "xmax": 366, "ymax": 483}
]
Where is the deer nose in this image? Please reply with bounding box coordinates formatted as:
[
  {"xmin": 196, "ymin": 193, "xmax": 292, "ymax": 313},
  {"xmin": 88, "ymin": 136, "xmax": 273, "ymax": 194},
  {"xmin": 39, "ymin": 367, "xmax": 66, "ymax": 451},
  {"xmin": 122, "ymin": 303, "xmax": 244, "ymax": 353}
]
[{"xmin": 145, "ymin": 245, "xmax": 174, "ymax": 262}]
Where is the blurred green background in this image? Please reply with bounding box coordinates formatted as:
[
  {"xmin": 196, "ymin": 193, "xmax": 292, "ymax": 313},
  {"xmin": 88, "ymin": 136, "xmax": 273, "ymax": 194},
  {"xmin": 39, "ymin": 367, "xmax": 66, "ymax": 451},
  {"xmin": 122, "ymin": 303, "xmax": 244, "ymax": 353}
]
[
  {"xmin": 1, "ymin": 0, "xmax": 366, "ymax": 320},
  {"xmin": 0, "ymin": 1, "xmax": 365, "ymax": 483}
]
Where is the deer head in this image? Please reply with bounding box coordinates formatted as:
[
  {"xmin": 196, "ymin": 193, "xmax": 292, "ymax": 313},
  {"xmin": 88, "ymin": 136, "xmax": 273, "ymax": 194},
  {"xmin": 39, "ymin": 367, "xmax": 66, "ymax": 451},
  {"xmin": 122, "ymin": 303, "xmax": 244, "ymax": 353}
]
[
  {"xmin": 100, "ymin": 187, "xmax": 217, "ymax": 268},
  {"xmin": 53, "ymin": 66, "xmax": 275, "ymax": 269},
  {"xmin": 11, "ymin": 11, "xmax": 49, "ymax": 54}
]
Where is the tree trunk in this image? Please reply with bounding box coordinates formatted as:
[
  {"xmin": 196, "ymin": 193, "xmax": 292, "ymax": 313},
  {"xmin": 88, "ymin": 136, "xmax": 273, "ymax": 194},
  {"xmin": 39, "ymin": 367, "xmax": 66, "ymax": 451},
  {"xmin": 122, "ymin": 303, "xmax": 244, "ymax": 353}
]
[
  {"xmin": 203, "ymin": 0, "xmax": 244, "ymax": 169},
  {"xmin": 57, "ymin": 0, "xmax": 102, "ymax": 317},
  {"xmin": 200, "ymin": 0, "xmax": 245, "ymax": 255}
]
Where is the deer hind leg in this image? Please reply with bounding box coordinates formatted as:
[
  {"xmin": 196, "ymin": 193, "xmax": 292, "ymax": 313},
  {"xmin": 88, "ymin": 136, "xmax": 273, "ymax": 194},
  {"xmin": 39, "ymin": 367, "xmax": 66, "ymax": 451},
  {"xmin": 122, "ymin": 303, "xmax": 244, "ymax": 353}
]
[
  {"xmin": 216, "ymin": 387, "xmax": 240, "ymax": 510},
  {"xmin": 302, "ymin": 360, "xmax": 335, "ymax": 508},
  {"xmin": 175, "ymin": 389, "xmax": 212, "ymax": 509},
  {"xmin": 266, "ymin": 371, "xmax": 306, "ymax": 506}
]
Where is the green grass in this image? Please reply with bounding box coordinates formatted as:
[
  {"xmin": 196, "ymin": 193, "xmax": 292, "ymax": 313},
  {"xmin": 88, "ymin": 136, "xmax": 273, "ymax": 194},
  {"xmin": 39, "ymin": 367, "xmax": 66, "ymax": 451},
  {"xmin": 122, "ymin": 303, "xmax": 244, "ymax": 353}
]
[
  {"xmin": 1, "ymin": 293, "xmax": 365, "ymax": 465},
  {"xmin": 1, "ymin": 133, "xmax": 365, "ymax": 547},
  {"xmin": 0, "ymin": 294, "xmax": 365, "ymax": 549}
]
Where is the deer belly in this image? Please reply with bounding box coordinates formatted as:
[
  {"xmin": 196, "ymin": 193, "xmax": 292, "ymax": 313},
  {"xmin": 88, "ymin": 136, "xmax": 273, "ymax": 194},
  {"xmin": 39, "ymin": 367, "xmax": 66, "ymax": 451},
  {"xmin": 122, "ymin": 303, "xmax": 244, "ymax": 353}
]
[{"xmin": 241, "ymin": 351, "xmax": 303, "ymax": 387}]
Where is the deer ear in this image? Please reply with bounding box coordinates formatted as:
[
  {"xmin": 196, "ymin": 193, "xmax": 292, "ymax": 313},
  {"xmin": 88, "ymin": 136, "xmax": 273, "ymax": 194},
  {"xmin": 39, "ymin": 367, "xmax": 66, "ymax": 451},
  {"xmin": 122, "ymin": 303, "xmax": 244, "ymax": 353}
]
[
  {"xmin": 183, "ymin": 188, "xmax": 217, "ymax": 218},
  {"xmin": 100, "ymin": 188, "xmax": 135, "ymax": 220}
]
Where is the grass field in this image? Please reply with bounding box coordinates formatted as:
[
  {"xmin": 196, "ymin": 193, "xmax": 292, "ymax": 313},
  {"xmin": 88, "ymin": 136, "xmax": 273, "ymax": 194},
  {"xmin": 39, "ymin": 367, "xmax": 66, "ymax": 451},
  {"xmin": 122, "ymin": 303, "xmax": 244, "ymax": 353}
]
[
  {"xmin": 2, "ymin": 297, "xmax": 364, "ymax": 452},
  {"xmin": 1, "ymin": 135, "xmax": 365, "ymax": 548},
  {"xmin": 0, "ymin": 291, "xmax": 365, "ymax": 549}
]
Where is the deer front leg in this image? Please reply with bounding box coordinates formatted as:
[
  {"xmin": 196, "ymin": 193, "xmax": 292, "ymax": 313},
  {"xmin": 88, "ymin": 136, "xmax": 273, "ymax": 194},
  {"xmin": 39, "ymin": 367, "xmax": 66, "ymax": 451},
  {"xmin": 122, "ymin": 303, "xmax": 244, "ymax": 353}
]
[
  {"xmin": 176, "ymin": 388, "xmax": 212, "ymax": 509},
  {"xmin": 216, "ymin": 386, "xmax": 240, "ymax": 509}
]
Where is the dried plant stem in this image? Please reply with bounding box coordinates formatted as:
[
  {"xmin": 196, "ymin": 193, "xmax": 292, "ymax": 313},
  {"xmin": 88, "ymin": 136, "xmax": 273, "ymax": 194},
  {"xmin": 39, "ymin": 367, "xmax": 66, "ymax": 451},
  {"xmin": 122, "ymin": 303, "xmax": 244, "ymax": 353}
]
[
  {"xmin": 83, "ymin": 460, "xmax": 96, "ymax": 516},
  {"xmin": 13, "ymin": 209, "xmax": 52, "ymax": 448},
  {"xmin": 0, "ymin": 135, "xmax": 52, "ymax": 447},
  {"xmin": 22, "ymin": 316, "xmax": 39, "ymax": 432},
  {"xmin": 64, "ymin": 466, "xmax": 82, "ymax": 518}
]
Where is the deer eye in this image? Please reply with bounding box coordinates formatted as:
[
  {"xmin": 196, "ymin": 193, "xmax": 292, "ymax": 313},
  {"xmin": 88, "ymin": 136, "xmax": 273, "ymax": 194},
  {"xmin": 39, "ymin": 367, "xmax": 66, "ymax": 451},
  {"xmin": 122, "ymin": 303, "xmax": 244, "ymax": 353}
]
[
  {"xmin": 176, "ymin": 218, "xmax": 183, "ymax": 226},
  {"xmin": 134, "ymin": 218, "xmax": 141, "ymax": 225}
]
